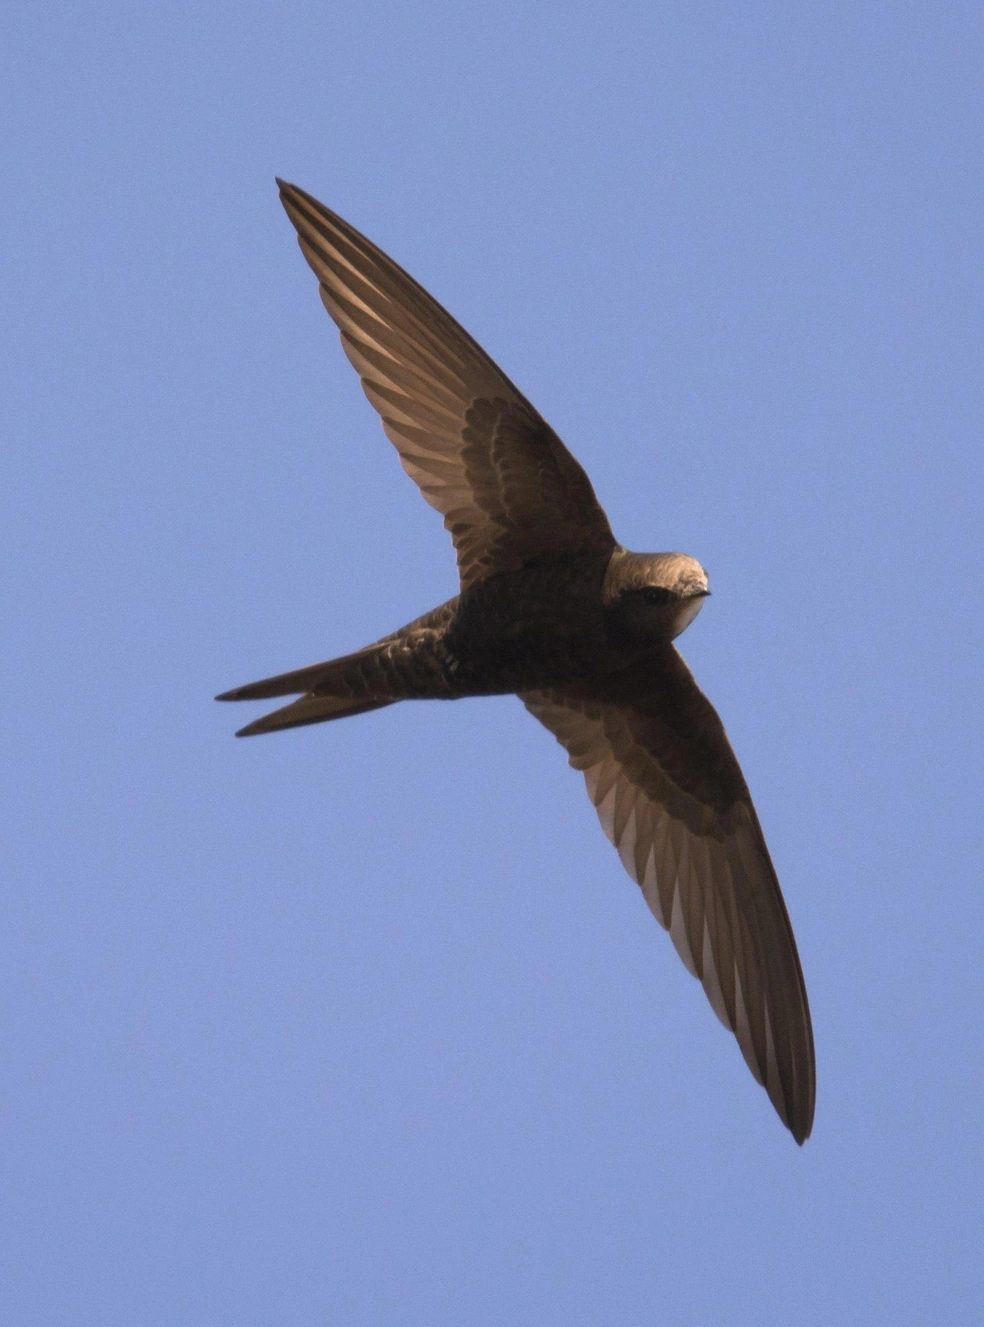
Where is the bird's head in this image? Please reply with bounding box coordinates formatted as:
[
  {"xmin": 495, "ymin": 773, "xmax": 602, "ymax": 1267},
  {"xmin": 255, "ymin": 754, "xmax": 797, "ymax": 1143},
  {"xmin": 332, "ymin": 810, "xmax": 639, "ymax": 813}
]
[{"xmin": 602, "ymin": 550, "xmax": 710, "ymax": 645}]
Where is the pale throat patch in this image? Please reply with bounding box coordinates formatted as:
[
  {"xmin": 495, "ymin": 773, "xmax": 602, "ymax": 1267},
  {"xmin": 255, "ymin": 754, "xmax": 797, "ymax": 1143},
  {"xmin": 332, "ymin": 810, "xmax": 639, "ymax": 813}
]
[{"xmin": 672, "ymin": 596, "xmax": 706, "ymax": 638}]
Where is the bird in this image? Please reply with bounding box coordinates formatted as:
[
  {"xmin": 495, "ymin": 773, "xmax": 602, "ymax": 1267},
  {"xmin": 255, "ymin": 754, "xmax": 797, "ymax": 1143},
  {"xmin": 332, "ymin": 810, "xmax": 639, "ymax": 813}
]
[{"xmin": 218, "ymin": 180, "xmax": 816, "ymax": 1144}]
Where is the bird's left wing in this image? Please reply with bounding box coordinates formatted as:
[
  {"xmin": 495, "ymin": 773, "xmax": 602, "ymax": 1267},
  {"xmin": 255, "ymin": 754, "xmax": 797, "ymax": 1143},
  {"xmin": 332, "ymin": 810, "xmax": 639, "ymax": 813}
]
[
  {"xmin": 521, "ymin": 651, "xmax": 815, "ymax": 1143},
  {"xmin": 277, "ymin": 181, "xmax": 616, "ymax": 589}
]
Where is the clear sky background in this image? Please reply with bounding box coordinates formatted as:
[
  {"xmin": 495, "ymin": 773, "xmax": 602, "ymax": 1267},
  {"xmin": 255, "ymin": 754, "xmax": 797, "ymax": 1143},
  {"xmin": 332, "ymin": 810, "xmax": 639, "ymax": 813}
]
[{"xmin": 2, "ymin": 3, "xmax": 982, "ymax": 1323}]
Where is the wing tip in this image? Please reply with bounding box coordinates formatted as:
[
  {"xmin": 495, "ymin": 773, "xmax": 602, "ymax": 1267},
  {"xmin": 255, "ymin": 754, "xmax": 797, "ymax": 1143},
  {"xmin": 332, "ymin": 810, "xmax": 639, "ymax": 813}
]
[
  {"xmin": 773, "ymin": 1045, "xmax": 816, "ymax": 1146},
  {"xmin": 789, "ymin": 1104, "xmax": 814, "ymax": 1146}
]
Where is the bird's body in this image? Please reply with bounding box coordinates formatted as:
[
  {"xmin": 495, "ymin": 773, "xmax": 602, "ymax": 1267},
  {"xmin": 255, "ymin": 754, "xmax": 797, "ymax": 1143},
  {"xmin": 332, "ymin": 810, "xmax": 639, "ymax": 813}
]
[
  {"xmin": 220, "ymin": 181, "xmax": 816, "ymax": 1143},
  {"xmin": 223, "ymin": 548, "xmax": 707, "ymax": 721}
]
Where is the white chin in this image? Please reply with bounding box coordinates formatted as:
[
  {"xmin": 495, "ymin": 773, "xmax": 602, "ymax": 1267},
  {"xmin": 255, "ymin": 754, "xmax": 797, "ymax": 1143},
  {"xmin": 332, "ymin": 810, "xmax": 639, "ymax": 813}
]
[{"xmin": 670, "ymin": 597, "xmax": 705, "ymax": 639}]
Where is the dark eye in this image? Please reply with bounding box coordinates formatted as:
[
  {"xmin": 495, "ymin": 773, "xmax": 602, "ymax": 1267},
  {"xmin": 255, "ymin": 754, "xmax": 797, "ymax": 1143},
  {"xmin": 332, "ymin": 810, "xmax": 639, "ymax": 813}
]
[{"xmin": 642, "ymin": 587, "xmax": 673, "ymax": 606}]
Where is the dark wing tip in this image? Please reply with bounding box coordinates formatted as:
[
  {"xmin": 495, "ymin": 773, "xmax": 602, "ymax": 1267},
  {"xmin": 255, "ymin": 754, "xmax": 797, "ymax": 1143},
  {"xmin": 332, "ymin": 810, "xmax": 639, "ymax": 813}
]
[
  {"xmin": 772, "ymin": 1011, "xmax": 816, "ymax": 1147},
  {"xmin": 789, "ymin": 1103, "xmax": 814, "ymax": 1146},
  {"xmin": 277, "ymin": 179, "xmax": 310, "ymax": 211},
  {"xmin": 782, "ymin": 1053, "xmax": 816, "ymax": 1144},
  {"xmin": 791, "ymin": 1070, "xmax": 816, "ymax": 1145}
]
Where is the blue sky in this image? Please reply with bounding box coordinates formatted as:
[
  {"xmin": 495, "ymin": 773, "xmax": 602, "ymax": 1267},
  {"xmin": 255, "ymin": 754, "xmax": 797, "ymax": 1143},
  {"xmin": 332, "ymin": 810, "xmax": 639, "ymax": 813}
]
[{"xmin": 2, "ymin": 3, "xmax": 982, "ymax": 1322}]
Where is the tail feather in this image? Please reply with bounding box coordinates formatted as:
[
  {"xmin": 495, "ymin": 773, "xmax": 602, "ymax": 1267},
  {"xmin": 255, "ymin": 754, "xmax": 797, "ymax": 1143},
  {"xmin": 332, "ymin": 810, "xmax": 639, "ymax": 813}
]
[
  {"xmin": 234, "ymin": 693, "xmax": 393, "ymax": 737},
  {"xmin": 216, "ymin": 650, "xmax": 370, "ymax": 702},
  {"xmin": 219, "ymin": 600, "xmax": 458, "ymax": 737},
  {"xmin": 218, "ymin": 642, "xmax": 402, "ymax": 737}
]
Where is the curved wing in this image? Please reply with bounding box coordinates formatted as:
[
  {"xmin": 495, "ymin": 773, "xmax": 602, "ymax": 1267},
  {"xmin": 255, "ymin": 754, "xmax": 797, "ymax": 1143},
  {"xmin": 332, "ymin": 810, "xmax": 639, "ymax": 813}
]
[
  {"xmin": 522, "ymin": 651, "xmax": 815, "ymax": 1143},
  {"xmin": 277, "ymin": 181, "xmax": 616, "ymax": 589}
]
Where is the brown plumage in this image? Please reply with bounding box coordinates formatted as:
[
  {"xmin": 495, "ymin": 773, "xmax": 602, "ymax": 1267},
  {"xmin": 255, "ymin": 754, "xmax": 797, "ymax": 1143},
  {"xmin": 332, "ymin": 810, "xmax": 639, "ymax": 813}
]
[{"xmin": 218, "ymin": 181, "xmax": 816, "ymax": 1144}]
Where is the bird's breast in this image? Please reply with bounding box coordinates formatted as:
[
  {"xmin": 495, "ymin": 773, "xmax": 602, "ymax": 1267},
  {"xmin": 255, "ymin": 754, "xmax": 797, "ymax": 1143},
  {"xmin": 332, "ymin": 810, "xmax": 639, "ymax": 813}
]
[{"xmin": 443, "ymin": 555, "xmax": 613, "ymax": 694}]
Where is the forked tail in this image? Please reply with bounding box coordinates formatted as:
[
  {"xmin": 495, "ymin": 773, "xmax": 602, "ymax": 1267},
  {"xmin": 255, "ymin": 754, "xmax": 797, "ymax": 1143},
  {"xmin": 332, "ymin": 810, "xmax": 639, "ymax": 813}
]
[
  {"xmin": 217, "ymin": 599, "xmax": 459, "ymax": 737},
  {"xmin": 216, "ymin": 647, "xmax": 397, "ymax": 737}
]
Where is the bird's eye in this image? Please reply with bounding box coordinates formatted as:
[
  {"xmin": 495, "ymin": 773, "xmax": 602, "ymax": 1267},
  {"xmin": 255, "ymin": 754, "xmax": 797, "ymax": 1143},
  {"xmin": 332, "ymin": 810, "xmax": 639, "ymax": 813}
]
[{"xmin": 642, "ymin": 587, "xmax": 673, "ymax": 606}]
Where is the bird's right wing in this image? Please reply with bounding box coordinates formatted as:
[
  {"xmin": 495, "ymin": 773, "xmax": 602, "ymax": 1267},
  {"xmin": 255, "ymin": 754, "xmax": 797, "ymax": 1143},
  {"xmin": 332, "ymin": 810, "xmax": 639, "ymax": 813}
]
[
  {"xmin": 277, "ymin": 181, "xmax": 617, "ymax": 589},
  {"xmin": 521, "ymin": 651, "xmax": 815, "ymax": 1143}
]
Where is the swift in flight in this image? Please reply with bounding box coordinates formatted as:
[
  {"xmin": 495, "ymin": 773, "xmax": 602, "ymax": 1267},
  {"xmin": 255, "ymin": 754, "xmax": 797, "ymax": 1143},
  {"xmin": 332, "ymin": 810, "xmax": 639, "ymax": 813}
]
[{"xmin": 219, "ymin": 182, "xmax": 816, "ymax": 1143}]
